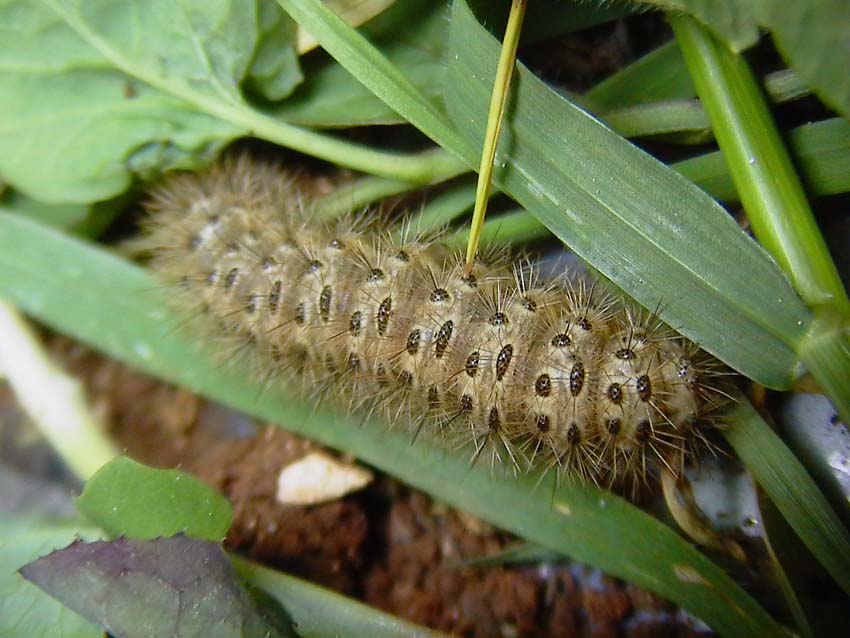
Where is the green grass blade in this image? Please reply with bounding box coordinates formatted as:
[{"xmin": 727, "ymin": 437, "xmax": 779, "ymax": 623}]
[
  {"xmin": 586, "ymin": 41, "xmax": 696, "ymax": 109},
  {"xmin": 274, "ymin": 0, "xmax": 471, "ymax": 162},
  {"xmin": 585, "ymin": 40, "xmax": 809, "ymax": 111},
  {"xmin": 232, "ymin": 557, "xmax": 444, "ymax": 638},
  {"xmin": 446, "ymin": 115, "xmax": 850, "ymax": 251},
  {"xmin": 601, "ymin": 99, "xmax": 711, "ymax": 142},
  {"xmin": 0, "ymin": 211, "xmax": 790, "ymax": 638},
  {"xmin": 444, "ymin": 0, "xmax": 809, "ymax": 389},
  {"xmin": 724, "ymin": 399, "xmax": 850, "ymax": 597},
  {"xmin": 676, "ymin": 118, "xmax": 850, "ymax": 201}
]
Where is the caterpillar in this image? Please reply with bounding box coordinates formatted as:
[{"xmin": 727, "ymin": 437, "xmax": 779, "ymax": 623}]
[{"xmin": 142, "ymin": 156, "xmax": 726, "ymax": 493}]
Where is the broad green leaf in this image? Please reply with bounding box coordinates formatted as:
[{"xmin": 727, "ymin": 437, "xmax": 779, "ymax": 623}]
[
  {"xmin": 0, "ymin": 0, "xmax": 436, "ymax": 203},
  {"xmin": 0, "ymin": 517, "xmax": 103, "ymax": 638},
  {"xmin": 724, "ymin": 399, "xmax": 850, "ymax": 598},
  {"xmin": 633, "ymin": 0, "xmax": 850, "ymax": 117},
  {"xmin": 0, "ymin": 211, "xmax": 789, "ymax": 637},
  {"xmin": 0, "ymin": 0, "xmax": 251, "ymax": 203},
  {"xmin": 636, "ymin": 0, "xmax": 760, "ymax": 51},
  {"xmin": 443, "ymin": 0, "xmax": 810, "ymax": 388},
  {"xmin": 245, "ymin": 0, "xmax": 303, "ymax": 101},
  {"xmin": 756, "ymin": 0, "xmax": 850, "ymax": 117},
  {"xmin": 21, "ymin": 536, "xmax": 296, "ymax": 638},
  {"xmin": 76, "ymin": 456, "xmax": 233, "ymax": 541}
]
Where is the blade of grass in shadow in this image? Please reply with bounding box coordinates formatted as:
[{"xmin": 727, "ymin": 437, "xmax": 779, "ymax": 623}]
[
  {"xmin": 724, "ymin": 398, "xmax": 850, "ymax": 597},
  {"xmin": 0, "ymin": 211, "xmax": 789, "ymax": 637},
  {"xmin": 274, "ymin": 0, "xmax": 472, "ymax": 160},
  {"xmin": 585, "ymin": 40, "xmax": 809, "ymax": 111},
  {"xmin": 677, "ymin": 118, "xmax": 850, "ymax": 202},
  {"xmin": 759, "ymin": 493, "xmax": 850, "ymax": 638},
  {"xmin": 232, "ymin": 556, "xmax": 444, "ymax": 638},
  {"xmin": 585, "ymin": 41, "xmax": 696, "ymax": 109}
]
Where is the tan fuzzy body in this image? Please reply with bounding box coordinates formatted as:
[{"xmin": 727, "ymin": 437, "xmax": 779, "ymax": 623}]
[{"xmin": 143, "ymin": 158, "xmax": 720, "ymax": 487}]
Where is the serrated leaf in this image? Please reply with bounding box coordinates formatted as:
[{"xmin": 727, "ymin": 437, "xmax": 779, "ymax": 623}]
[
  {"xmin": 1, "ymin": 516, "xmax": 438, "ymax": 638},
  {"xmin": 20, "ymin": 535, "xmax": 296, "ymax": 638},
  {"xmin": 76, "ymin": 456, "xmax": 233, "ymax": 541},
  {"xmin": 633, "ymin": 0, "xmax": 850, "ymax": 118},
  {"xmin": 758, "ymin": 0, "xmax": 850, "ymax": 117}
]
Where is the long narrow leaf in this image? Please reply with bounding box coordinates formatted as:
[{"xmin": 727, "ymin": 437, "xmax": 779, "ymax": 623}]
[
  {"xmin": 443, "ymin": 0, "xmax": 810, "ymax": 388},
  {"xmin": 724, "ymin": 399, "xmax": 850, "ymax": 598},
  {"xmin": 0, "ymin": 210, "xmax": 788, "ymax": 637}
]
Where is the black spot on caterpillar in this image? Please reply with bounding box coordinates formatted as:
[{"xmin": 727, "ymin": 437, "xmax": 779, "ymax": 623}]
[{"xmin": 142, "ymin": 157, "xmax": 725, "ymax": 490}]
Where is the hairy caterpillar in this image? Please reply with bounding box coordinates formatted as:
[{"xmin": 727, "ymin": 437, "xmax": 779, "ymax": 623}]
[{"xmin": 143, "ymin": 157, "xmax": 725, "ymax": 492}]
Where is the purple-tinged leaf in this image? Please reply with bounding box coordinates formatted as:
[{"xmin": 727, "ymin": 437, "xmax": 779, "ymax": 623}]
[{"xmin": 20, "ymin": 535, "xmax": 296, "ymax": 638}]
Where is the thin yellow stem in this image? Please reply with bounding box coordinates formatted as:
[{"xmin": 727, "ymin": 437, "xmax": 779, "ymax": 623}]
[{"xmin": 464, "ymin": 0, "xmax": 527, "ymax": 276}]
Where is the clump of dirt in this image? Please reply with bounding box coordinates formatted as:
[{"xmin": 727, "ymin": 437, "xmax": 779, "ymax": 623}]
[
  {"xmin": 41, "ymin": 337, "xmax": 713, "ymax": 638},
  {"xmin": 364, "ymin": 491, "xmax": 701, "ymax": 638}
]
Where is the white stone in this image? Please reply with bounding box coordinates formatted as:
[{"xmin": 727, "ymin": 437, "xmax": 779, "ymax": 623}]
[{"xmin": 276, "ymin": 451, "xmax": 373, "ymax": 506}]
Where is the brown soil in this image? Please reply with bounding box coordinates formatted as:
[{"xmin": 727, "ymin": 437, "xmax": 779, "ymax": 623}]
[{"xmin": 46, "ymin": 338, "xmax": 713, "ymax": 638}]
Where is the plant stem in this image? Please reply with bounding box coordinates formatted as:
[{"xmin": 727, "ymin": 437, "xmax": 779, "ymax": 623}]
[
  {"xmin": 671, "ymin": 15, "xmax": 849, "ymax": 316},
  {"xmin": 465, "ymin": 0, "xmax": 527, "ymax": 273},
  {"xmin": 401, "ymin": 180, "xmax": 478, "ymax": 239},
  {"xmin": 314, "ymin": 149, "xmax": 469, "ymax": 220},
  {"xmin": 445, "ymin": 208, "xmax": 546, "ymax": 249},
  {"xmin": 238, "ymin": 108, "xmax": 466, "ymax": 182},
  {"xmin": 0, "ymin": 299, "xmax": 118, "ymax": 480}
]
